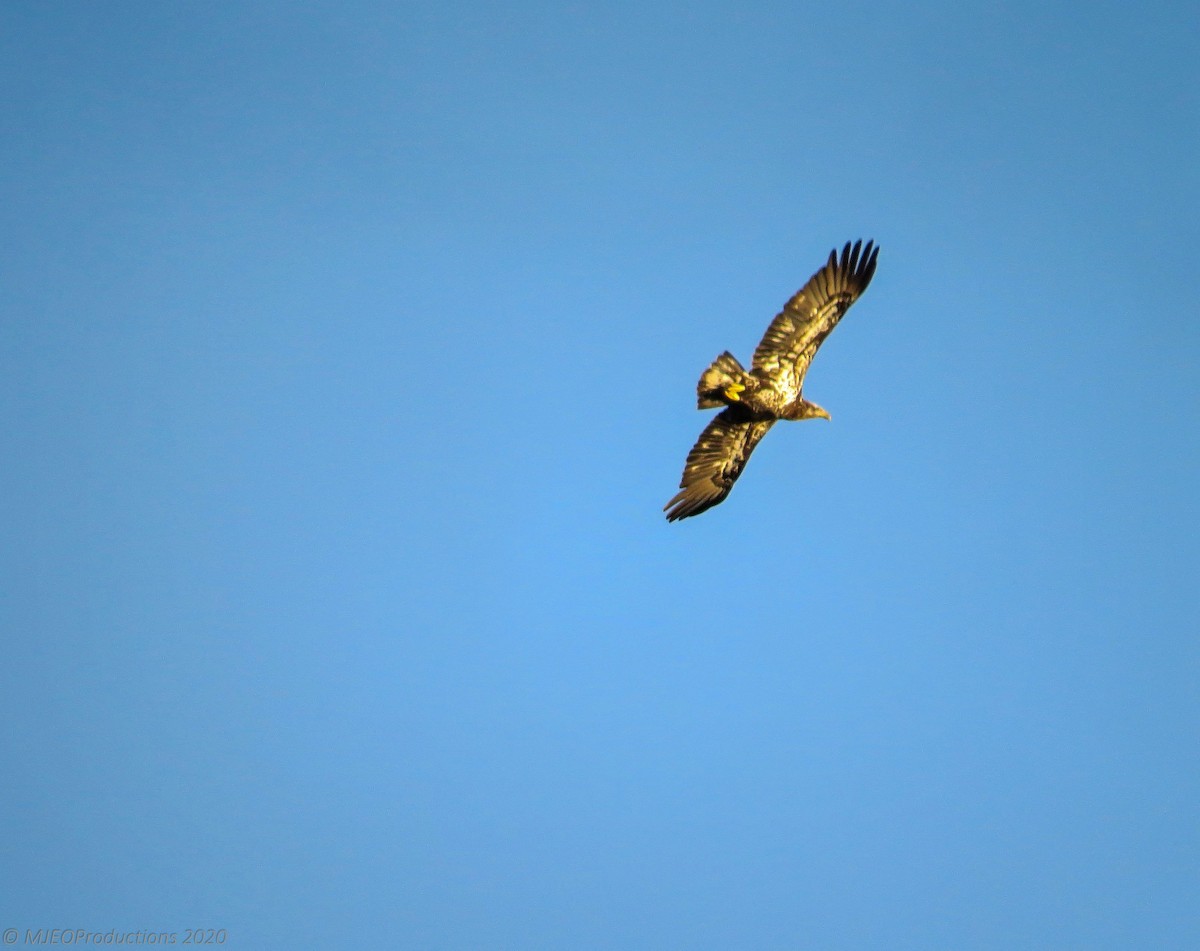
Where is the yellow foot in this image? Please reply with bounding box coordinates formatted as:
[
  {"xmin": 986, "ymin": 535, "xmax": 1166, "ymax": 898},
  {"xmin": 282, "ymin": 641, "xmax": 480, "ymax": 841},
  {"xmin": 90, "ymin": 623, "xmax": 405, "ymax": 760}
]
[{"xmin": 724, "ymin": 382, "xmax": 745, "ymax": 401}]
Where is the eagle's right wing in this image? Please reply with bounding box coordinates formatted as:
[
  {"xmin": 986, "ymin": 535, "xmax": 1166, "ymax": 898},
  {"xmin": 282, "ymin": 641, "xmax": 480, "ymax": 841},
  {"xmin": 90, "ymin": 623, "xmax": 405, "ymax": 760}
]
[
  {"xmin": 751, "ymin": 240, "xmax": 878, "ymax": 402},
  {"xmin": 664, "ymin": 409, "xmax": 775, "ymax": 521}
]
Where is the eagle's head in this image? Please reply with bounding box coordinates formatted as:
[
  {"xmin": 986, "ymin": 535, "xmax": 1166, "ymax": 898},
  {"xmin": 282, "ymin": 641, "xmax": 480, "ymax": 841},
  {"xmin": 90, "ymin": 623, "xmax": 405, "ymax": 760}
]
[{"xmin": 797, "ymin": 399, "xmax": 831, "ymax": 421}]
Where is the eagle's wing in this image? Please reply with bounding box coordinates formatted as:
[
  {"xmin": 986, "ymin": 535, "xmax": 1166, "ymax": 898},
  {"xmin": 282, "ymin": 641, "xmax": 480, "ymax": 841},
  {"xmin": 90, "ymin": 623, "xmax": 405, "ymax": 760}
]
[
  {"xmin": 664, "ymin": 409, "xmax": 776, "ymax": 521},
  {"xmin": 751, "ymin": 240, "xmax": 879, "ymax": 400}
]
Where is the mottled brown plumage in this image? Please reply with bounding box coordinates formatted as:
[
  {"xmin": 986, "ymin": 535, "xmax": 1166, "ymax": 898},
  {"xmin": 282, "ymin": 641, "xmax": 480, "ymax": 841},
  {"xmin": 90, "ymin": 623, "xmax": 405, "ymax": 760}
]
[{"xmin": 665, "ymin": 239, "xmax": 879, "ymax": 521}]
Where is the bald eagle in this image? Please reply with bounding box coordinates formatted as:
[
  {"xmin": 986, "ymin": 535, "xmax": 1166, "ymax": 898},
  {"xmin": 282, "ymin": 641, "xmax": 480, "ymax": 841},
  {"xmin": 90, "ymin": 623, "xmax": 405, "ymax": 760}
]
[{"xmin": 664, "ymin": 239, "xmax": 879, "ymax": 521}]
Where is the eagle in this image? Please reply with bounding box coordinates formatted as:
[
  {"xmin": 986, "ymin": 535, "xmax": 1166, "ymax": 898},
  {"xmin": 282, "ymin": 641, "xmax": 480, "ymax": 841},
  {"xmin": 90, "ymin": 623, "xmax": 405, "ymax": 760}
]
[{"xmin": 664, "ymin": 239, "xmax": 879, "ymax": 521}]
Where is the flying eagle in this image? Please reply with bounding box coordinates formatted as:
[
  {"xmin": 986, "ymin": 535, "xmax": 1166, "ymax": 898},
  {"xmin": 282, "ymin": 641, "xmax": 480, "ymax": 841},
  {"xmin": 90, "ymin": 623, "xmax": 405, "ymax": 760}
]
[{"xmin": 664, "ymin": 239, "xmax": 879, "ymax": 521}]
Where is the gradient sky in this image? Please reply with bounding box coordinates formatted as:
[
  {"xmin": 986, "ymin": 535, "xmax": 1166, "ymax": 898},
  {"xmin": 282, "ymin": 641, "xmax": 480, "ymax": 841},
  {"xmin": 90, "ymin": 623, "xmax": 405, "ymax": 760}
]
[{"xmin": 3, "ymin": 1, "xmax": 1198, "ymax": 948}]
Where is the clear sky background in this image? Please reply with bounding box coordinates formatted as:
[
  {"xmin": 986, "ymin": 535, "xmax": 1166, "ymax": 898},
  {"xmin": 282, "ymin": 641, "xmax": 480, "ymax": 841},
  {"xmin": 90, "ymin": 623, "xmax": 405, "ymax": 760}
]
[{"xmin": 3, "ymin": 1, "xmax": 1197, "ymax": 948}]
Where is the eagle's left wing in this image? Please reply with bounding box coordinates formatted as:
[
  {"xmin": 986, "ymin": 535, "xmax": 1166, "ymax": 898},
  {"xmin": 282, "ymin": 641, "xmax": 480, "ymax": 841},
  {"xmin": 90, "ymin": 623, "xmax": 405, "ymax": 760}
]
[
  {"xmin": 664, "ymin": 409, "xmax": 776, "ymax": 521},
  {"xmin": 751, "ymin": 240, "xmax": 878, "ymax": 400}
]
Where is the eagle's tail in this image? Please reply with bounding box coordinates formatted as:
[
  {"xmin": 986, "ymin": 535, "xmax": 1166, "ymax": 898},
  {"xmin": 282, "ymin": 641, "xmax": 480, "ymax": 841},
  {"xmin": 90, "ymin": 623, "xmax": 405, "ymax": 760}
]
[{"xmin": 697, "ymin": 351, "xmax": 751, "ymax": 409}]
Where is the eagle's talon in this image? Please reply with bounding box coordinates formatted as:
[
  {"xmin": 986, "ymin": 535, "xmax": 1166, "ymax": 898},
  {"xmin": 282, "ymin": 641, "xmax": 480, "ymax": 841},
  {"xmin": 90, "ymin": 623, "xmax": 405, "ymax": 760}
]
[{"xmin": 724, "ymin": 382, "xmax": 745, "ymax": 401}]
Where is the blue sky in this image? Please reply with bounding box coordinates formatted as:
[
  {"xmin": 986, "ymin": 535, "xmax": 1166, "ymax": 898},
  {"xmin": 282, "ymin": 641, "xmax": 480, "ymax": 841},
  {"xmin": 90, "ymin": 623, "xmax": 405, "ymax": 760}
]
[{"xmin": 2, "ymin": 1, "xmax": 1197, "ymax": 948}]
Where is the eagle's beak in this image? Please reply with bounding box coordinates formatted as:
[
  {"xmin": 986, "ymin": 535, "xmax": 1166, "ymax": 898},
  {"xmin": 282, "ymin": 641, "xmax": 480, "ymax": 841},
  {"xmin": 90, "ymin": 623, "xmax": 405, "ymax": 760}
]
[{"xmin": 814, "ymin": 406, "xmax": 831, "ymax": 421}]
